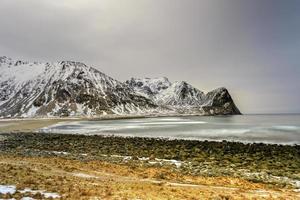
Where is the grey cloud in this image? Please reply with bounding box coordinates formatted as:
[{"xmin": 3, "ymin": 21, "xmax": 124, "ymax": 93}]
[{"xmin": 0, "ymin": 0, "xmax": 300, "ymax": 113}]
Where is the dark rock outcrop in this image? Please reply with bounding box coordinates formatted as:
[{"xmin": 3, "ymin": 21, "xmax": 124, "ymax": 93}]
[{"xmin": 202, "ymin": 87, "xmax": 241, "ymax": 115}]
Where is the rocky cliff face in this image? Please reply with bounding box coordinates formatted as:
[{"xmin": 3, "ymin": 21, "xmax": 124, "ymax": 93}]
[
  {"xmin": 126, "ymin": 78, "xmax": 241, "ymax": 115},
  {"xmin": 201, "ymin": 88, "xmax": 241, "ymax": 115},
  {"xmin": 0, "ymin": 56, "xmax": 241, "ymax": 118}
]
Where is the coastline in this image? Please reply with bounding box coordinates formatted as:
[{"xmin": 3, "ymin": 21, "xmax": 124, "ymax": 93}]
[
  {"xmin": 0, "ymin": 111, "xmax": 241, "ymax": 122},
  {"xmin": 1, "ymin": 115, "xmax": 300, "ymax": 146},
  {"xmin": 0, "ymin": 132, "xmax": 299, "ymax": 199}
]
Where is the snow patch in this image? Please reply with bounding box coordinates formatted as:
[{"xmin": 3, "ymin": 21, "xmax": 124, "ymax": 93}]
[
  {"xmin": 19, "ymin": 188, "xmax": 60, "ymax": 198},
  {"xmin": 72, "ymin": 172, "xmax": 98, "ymax": 179},
  {"xmin": 0, "ymin": 185, "xmax": 16, "ymax": 194},
  {"xmin": 0, "ymin": 185, "xmax": 60, "ymax": 199}
]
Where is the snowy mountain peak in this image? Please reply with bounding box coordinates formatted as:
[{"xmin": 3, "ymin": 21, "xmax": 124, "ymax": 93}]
[
  {"xmin": 126, "ymin": 78, "xmax": 206, "ymax": 107},
  {"xmin": 144, "ymin": 77, "xmax": 170, "ymax": 82},
  {"xmin": 60, "ymin": 60, "xmax": 88, "ymax": 68},
  {"xmin": 0, "ymin": 56, "xmax": 13, "ymax": 65},
  {"xmin": 0, "ymin": 57, "xmax": 157, "ymax": 117},
  {"xmin": 127, "ymin": 77, "xmax": 171, "ymax": 89},
  {"xmin": 0, "ymin": 56, "xmax": 11, "ymax": 61},
  {"xmin": 209, "ymin": 87, "xmax": 227, "ymax": 93},
  {"xmin": 126, "ymin": 77, "xmax": 241, "ymax": 115},
  {"xmin": 156, "ymin": 81, "xmax": 205, "ymax": 107},
  {"xmin": 171, "ymin": 81, "xmax": 197, "ymax": 92},
  {"xmin": 125, "ymin": 77, "xmax": 172, "ymax": 99}
]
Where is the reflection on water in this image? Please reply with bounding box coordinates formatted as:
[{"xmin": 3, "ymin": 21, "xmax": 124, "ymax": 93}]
[{"xmin": 40, "ymin": 115, "xmax": 300, "ymax": 144}]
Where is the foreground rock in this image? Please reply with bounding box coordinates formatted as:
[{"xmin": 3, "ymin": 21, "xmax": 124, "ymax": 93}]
[
  {"xmin": 0, "ymin": 132, "xmax": 299, "ymax": 199},
  {"xmin": 1, "ymin": 132, "xmax": 299, "ymax": 187}
]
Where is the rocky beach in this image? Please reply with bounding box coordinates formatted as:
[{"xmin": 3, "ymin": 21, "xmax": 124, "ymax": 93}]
[{"xmin": 0, "ymin": 130, "xmax": 299, "ymax": 199}]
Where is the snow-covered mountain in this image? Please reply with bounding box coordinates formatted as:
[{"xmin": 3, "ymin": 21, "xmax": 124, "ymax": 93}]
[
  {"xmin": 0, "ymin": 56, "xmax": 157, "ymax": 117},
  {"xmin": 126, "ymin": 78, "xmax": 241, "ymax": 115},
  {"xmin": 156, "ymin": 81, "xmax": 206, "ymax": 107},
  {"xmin": 125, "ymin": 77, "xmax": 171, "ymax": 100},
  {"xmin": 0, "ymin": 56, "xmax": 241, "ymax": 118}
]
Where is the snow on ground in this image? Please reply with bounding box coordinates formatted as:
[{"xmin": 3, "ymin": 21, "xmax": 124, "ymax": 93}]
[
  {"xmin": 19, "ymin": 188, "xmax": 60, "ymax": 198},
  {"xmin": 100, "ymin": 154, "xmax": 184, "ymax": 168},
  {"xmin": 50, "ymin": 151, "xmax": 70, "ymax": 155},
  {"xmin": 72, "ymin": 172, "xmax": 98, "ymax": 179},
  {"xmin": 0, "ymin": 185, "xmax": 16, "ymax": 194},
  {"xmin": 20, "ymin": 197, "xmax": 35, "ymax": 200},
  {"xmin": 0, "ymin": 185, "xmax": 60, "ymax": 199}
]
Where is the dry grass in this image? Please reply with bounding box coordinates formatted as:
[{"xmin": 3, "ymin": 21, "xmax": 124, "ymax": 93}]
[{"xmin": 0, "ymin": 155, "xmax": 299, "ymax": 200}]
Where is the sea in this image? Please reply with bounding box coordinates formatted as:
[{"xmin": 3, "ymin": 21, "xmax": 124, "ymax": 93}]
[{"xmin": 39, "ymin": 114, "xmax": 300, "ymax": 145}]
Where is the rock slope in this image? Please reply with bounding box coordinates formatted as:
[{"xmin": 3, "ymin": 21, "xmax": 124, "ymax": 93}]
[{"xmin": 126, "ymin": 78, "xmax": 241, "ymax": 115}]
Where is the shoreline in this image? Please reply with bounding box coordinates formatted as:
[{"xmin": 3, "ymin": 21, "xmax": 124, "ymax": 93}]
[
  {"xmin": 1, "ymin": 116, "xmax": 299, "ymax": 146},
  {"xmin": 40, "ymin": 132, "xmax": 300, "ymax": 146},
  {"xmin": 1, "ymin": 132, "xmax": 299, "ymax": 182}
]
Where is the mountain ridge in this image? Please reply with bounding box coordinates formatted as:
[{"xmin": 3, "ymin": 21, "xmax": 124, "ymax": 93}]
[
  {"xmin": 0, "ymin": 56, "xmax": 241, "ymax": 118},
  {"xmin": 125, "ymin": 77, "xmax": 241, "ymax": 115}
]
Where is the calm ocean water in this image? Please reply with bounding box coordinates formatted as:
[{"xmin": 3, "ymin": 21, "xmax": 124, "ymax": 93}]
[{"xmin": 40, "ymin": 114, "xmax": 300, "ymax": 144}]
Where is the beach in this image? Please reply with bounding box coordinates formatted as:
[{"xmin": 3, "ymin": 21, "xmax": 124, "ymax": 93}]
[{"xmin": 0, "ymin": 130, "xmax": 299, "ymax": 199}]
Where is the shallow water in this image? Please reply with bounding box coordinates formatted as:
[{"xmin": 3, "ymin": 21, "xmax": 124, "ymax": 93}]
[{"xmin": 40, "ymin": 114, "xmax": 300, "ymax": 144}]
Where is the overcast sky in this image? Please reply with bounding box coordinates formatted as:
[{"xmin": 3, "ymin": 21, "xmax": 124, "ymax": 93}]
[{"xmin": 0, "ymin": 0, "xmax": 300, "ymax": 114}]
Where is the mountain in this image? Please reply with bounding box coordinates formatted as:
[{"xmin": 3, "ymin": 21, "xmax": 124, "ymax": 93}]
[
  {"xmin": 0, "ymin": 56, "xmax": 241, "ymax": 118},
  {"xmin": 156, "ymin": 81, "xmax": 206, "ymax": 107},
  {"xmin": 0, "ymin": 56, "xmax": 157, "ymax": 117},
  {"xmin": 201, "ymin": 87, "xmax": 241, "ymax": 115},
  {"xmin": 125, "ymin": 77, "xmax": 171, "ymax": 100},
  {"xmin": 126, "ymin": 78, "xmax": 241, "ymax": 115}
]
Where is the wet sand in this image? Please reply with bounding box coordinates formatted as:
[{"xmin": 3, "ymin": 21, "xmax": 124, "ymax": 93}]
[{"xmin": 0, "ymin": 118, "xmax": 78, "ymax": 133}]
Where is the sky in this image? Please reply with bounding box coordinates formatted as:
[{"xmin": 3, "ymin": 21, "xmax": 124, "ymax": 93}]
[{"xmin": 0, "ymin": 0, "xmax": 300, "ymax": 114}]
